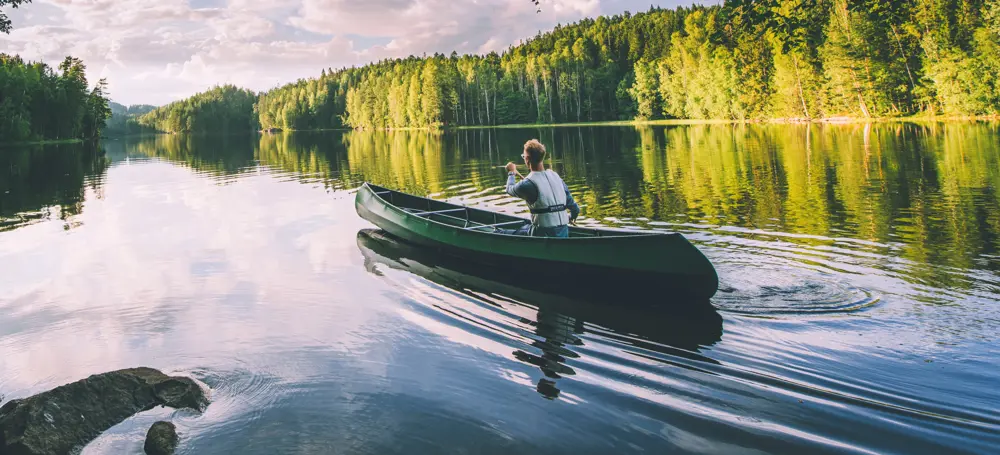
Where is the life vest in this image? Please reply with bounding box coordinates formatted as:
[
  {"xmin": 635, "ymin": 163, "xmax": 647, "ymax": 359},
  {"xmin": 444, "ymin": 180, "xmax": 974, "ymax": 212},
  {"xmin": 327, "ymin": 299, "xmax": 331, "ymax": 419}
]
[{"xmin": 525, "ymin": 170, "xmax": 570, "ymax": 228}]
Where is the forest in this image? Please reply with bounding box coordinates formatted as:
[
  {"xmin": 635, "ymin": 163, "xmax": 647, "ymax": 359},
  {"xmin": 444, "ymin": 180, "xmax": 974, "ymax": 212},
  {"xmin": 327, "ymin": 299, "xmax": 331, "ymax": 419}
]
[
  {"xmin": 254, "ymin": 0, "xmax": 1000, "ymax": 130},
  {"xmin": 0, "ymin": 54, "xmax": 112, "ymax": 143},
  {"xmin": 135, "ymin": 85, "xmax": 258, "ymax": 134},
  {"xmin": 6, "ymin": 0, "xmax": 996, "ymax": 138}
]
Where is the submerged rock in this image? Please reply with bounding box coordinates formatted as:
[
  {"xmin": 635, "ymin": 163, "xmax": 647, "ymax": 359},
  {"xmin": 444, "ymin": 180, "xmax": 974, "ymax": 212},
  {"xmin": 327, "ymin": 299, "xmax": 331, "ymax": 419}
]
[
  {"xmin": 0, "ymin": 367, "xmax": 207, "ymax": 455},
  {"xmin": 143, "ymin": 421, "xmax": 178, "ymax": 455}
]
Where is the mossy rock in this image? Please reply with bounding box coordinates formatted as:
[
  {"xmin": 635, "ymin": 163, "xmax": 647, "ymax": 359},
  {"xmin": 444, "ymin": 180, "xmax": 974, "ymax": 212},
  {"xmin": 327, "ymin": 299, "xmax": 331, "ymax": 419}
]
[
  {"xmin": 144, "ymin": 421, "xmax": 179, "ymax": 455},
  {"xmin": 0, "ymin": 368, "xmax": 207, "ymax": 455}
]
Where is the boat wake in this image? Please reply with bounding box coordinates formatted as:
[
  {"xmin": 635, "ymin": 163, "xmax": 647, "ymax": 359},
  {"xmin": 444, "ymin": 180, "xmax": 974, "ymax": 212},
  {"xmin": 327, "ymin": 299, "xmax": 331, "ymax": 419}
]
[{"xmin": 354, "ymin": 225, "xmax": 1000, "ymax": 454}]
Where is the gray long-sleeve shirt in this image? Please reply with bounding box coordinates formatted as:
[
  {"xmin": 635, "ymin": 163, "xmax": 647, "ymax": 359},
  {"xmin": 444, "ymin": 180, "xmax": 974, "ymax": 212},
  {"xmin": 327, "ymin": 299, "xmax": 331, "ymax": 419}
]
[{"xmin": 506, "ymin": 172, "xmax": 581, "ymax": 221}]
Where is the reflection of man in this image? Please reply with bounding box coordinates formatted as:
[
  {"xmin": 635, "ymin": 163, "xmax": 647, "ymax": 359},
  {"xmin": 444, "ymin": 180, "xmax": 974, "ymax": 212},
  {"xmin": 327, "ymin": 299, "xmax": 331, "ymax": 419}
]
[
  {"xmin": 503, "ymin": 139, "xmax": 580, "ymax": 238},
  {"xmin": 513, "ymin": 308, "xmax": 583, "ymax": 400}
]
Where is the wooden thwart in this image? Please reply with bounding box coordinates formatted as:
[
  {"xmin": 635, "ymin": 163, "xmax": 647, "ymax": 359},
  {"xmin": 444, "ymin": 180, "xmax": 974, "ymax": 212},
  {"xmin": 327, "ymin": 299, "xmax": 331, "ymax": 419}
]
[
  {"xmin": 407, "ymin": 208, "xmax": 467, "ymax": 217},
  {"xmin": 463, "ymin": 220, "xmax": 527, "ymax": 231},
  {"xmin": 401, "ymin": 205, "xmax": 528, "ymax": 231}
]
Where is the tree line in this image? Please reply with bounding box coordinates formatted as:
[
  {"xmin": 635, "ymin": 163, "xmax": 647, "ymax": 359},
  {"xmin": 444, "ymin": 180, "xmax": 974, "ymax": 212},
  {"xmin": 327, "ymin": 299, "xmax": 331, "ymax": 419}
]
[
  {"xmin": 116, "ymin": 1, "xmax": 1000, "ymax": 134},
  {"xmin": 0, "ymin": 54, "xmax": 112, "ymax": 143},
  {"xmin": 135, "ymin": 85, "xmax": 258, "ymax": 134},
  {"xmin": 255, "ymin": 1, "xmax": 999, "ymax": 130}
]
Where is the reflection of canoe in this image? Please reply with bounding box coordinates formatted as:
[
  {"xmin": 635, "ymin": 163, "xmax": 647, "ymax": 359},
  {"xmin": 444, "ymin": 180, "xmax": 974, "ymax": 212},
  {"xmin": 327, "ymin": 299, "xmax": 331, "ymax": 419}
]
[
  {"xmin": 355, "ymin": 183, "xmax": 719, "ymax": 300},
  {"xmin": 357, "ymin": 228, "xmax": 723, "ymax": 352}
]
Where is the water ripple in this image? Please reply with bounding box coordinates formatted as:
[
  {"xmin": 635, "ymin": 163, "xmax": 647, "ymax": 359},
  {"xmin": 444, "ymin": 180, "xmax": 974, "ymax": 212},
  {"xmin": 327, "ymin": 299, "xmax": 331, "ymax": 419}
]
[{"xmin": 713, "ymin": 262, "xmax": 881, "ymax": 316}]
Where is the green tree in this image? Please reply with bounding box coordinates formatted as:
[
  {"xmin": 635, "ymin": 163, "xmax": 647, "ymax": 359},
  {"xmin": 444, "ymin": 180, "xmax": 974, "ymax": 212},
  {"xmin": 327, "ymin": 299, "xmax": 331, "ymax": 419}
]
[
  {"xmin": 629, "ymin": 60, "xmax": 659, "ymax": 120},
  {"xmin": 0, "ymin": 0, "xmax": 29, "ymax": 34},
  {"xmin": 0, "ymin": 53, "xmax": 111, "ymax": 143}
]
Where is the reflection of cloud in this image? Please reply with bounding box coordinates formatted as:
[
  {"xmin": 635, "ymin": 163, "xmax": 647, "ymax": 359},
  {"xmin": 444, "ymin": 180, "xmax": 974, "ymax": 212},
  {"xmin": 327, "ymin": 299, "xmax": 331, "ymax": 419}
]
[
  {"xmin": 397, "ymin": 307, "xmax": 512, "ymax": 358},
  {"xmin": 0, "ymin": 160, "xmax": 388, "ymax": 397},
  {"xmin": 0, "ymin": 0, "xmax": 693, "ymax": 105}
]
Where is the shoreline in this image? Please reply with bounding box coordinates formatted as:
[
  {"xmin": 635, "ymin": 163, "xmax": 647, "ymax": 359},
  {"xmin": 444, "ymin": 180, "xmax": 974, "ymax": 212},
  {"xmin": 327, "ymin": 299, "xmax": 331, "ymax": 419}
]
[
  {"xmin": 334, "ymin": 115, "xmax": 1000, "ymax": 133},
  {"xmin": 101, "ymin": 133, "xmax": 169, "ymax": 140},
  {"xmin": 79, "ymin": 115, "xmax": 1000, "ymax": 142},
  {"xmin": 457, "ymin": 115, "xmax": 1000, "ymax": 130},
  {"xmin": 0, "ymin": 138, "xmax": 85, "ymax": 147}
]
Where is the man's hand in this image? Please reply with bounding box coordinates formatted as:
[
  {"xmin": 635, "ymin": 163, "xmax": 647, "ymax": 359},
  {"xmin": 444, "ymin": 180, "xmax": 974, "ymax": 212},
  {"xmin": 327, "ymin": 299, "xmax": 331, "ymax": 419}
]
[{"xmin": 505, "ymin": 162, "xmax": 518, "ymax": 173}]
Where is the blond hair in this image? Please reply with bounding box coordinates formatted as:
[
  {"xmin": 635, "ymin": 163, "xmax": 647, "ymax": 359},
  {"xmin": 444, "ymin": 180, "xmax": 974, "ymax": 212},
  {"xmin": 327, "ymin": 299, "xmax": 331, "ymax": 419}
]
[{"xmin": 523, "ymin": 139, "xmax": 547, "ymax": 165}]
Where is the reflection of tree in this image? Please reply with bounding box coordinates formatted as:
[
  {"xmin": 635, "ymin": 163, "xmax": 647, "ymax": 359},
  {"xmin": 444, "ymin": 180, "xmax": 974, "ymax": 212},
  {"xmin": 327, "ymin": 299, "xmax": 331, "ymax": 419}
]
[
  {"xmin": 632, "ymin": 121, "xmax": 1000, "ymax": 286},
  {"xmin": 128, "ymin": 134, "xmax": 256, "ymax": 176},
  {"xmin": 344, "ymin": 130, "xmax": 447, "ymax": 195},
  {"xmin": 120, "ymin": 122, "xmax": 1000, "ymax": 288},
  {"xmin": 256, "ymin": 132, "xmax": 349, "ymax": 189},
  {"xmin": 779, "ymin": 124, "xmax": 830, "ymax": 235},
  {"xmin": 898, "ymin": 123, "xmax": 1000, "ymax": 278},
  {"xmin": 0, "ymin": 142, "xmax": 108, "ymax": 231}
]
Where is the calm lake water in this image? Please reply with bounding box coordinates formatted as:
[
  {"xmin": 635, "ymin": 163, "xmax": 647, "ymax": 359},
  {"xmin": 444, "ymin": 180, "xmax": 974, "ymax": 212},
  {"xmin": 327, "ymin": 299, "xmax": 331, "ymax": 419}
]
[{"xmin": 1, "ymin": 123, "xmax": 998, "ymax": 454}]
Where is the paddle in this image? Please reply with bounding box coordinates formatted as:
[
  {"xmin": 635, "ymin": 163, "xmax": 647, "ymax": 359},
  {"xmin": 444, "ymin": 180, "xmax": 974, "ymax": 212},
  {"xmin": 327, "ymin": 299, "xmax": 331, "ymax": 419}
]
[{"xmin": 502, "ymin": 163, "xmax": 525, "ymax": 179}]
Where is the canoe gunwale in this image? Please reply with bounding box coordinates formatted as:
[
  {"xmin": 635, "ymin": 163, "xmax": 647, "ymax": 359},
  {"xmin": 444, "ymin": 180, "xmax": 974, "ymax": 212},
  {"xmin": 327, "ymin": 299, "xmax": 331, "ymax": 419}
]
[{"xmin": 362, "ymin": 182, "xmax": 666, "ymax": 241}]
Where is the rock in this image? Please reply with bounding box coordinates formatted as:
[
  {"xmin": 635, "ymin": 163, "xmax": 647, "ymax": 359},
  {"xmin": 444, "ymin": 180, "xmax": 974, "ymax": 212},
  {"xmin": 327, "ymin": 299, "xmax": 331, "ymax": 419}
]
[
  {"xmin": 0, "ymin": 367, "xmax": 207, "ymax": 455},
  {"xmin": 143, "ymin": 421, "xmax": 178, "ymax": 455}
]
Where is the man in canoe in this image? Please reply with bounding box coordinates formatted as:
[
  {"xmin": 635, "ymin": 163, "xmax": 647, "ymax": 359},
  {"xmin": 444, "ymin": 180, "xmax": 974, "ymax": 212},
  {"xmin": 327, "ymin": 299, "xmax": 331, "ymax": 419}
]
[{"xmin": 503, "ymin": 139, "xmax": 580, "ymax": 238}]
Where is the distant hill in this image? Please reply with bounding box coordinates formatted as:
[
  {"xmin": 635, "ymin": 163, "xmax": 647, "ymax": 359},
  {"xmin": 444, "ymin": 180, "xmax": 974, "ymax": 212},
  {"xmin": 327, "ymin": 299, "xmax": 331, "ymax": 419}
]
[
  {"xmin": 104, "ymin": 102, "xmax": 158, "ymax": 136},
  {"xmin": 108, "ymin": 102, "xmax": 156, "ymax": 118}
]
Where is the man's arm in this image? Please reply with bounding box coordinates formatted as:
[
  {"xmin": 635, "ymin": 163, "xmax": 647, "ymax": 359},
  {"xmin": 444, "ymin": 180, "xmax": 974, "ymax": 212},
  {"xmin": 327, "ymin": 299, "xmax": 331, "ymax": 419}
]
[
  {"xmin": 563, "ymin": 181, "xmax": 580, "ymax": 221},
  {"xmin": 506, "ymin": 173, "xmax": 539, "ymax": 204}
]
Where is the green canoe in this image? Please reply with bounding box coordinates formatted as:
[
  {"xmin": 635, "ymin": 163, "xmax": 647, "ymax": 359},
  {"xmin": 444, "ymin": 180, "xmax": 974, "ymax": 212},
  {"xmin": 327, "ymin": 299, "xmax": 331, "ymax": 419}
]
[{"xmin": 355, "ymin": 182, "xmax": 719, "ymax": 301}]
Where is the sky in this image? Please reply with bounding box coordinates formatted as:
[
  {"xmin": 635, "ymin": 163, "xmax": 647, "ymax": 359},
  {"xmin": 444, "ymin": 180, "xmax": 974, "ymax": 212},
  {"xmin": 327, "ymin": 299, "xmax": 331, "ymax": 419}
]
[{"xmin": 0, "ymin": 0, "xmax": 699, "ymax": 106}]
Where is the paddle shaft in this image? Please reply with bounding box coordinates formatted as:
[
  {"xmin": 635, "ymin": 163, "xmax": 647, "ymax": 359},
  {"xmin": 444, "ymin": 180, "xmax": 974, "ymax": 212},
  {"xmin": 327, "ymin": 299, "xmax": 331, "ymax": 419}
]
[{"xmin": 498, "ymin": 165, "xmax": 525, "ymax": 179}]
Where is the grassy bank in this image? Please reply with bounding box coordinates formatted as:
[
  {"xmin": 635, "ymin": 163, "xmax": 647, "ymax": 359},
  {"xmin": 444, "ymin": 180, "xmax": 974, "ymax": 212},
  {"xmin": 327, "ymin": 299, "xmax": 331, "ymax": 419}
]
[
  {"xmin": 456, "ymin": 116, "xmax": 1000, "ymax": 130},
  {"xmin": 0, "ymin": 138, "xmax": 85, "ymax": 147},
  {"xmin": 154, "ymin": 115, "xmax": 1000, "ymax": 137},
  {"xmin": 101, "ymin": 133, "xmax": 168, "ymax": 140},
  {"xmin": 453, "ymin": 119, "xmax": 733, "ymax": 130}
]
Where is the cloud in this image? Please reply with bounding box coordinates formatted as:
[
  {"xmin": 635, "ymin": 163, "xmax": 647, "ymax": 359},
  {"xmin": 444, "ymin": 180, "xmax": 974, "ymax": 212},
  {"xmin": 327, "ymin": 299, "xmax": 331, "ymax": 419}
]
[
  {"xmin": 209, "ymin": 13, "xmax": 274, "ymax": 41},
  {"xmin": 0, "ymin": 0, "xmax": 695, "ymax": 105}
]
